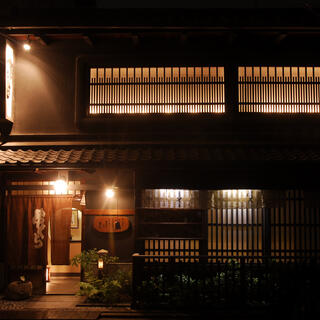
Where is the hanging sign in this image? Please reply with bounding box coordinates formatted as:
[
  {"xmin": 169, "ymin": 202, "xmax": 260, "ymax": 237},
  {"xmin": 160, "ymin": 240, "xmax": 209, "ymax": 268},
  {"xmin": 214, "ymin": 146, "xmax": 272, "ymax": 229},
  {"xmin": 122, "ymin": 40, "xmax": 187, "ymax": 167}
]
[
  {"xmin": 5, "ymin": 43, "xmax": 14, "ymax": 121},
  {"xmin": 93, "ymin": 216, "xmax": 130, "ymax": 233},
  {"xmin": 32, "ymin": 208, "xmax": 46, "ymax": 249}
]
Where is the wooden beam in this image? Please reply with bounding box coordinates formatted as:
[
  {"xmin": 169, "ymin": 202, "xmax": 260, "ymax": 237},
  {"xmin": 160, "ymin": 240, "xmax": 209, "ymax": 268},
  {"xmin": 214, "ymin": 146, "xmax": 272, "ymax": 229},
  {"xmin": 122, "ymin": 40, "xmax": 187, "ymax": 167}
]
[{"xmin": 84, "ymin": 209, "xmax": 135, "ymax": 216}]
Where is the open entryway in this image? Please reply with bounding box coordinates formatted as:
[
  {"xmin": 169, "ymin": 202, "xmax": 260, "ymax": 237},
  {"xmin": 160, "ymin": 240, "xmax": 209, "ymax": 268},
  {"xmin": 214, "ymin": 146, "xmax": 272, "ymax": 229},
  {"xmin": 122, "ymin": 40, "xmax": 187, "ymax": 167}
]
[{"xmin": 46, "ymin": 208, "xmax": 82, "ymax": 294}]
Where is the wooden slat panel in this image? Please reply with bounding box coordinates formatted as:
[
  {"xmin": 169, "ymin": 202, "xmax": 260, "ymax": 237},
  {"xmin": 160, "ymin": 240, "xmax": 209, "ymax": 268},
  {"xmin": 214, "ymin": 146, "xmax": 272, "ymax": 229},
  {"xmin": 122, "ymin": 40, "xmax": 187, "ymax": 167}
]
[
  {"xmin": 89, "ymin": 66, "xmax": 225, "ymax": 114},
  {"xmin": 239, "ymin": 66, "xmax": 320, "ymax": 113}
]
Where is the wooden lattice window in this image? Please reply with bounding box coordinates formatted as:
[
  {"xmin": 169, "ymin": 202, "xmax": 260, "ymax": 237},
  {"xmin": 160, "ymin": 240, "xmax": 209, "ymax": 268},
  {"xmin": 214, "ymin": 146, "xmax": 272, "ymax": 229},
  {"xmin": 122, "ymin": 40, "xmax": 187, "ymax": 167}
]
[
  {"xmin": 9, "ymin": 181, "xmax": 82, "ymax": 196},
  {"xmin": 268, "ymin": 190, "xmax": 320, "ymax": 260},
  {"xmin": 142, "ymin": 189, "xmax": 200, "ymax": 209},
  {"xmin": 89, "ymin": 67, "xmax": 225, "ymax": 114},
  {"xmin": 239, "ymin": 66, "xmax": 320, "ymax": 113},
  {"xmin": 208, "ymin": 190, "xmax": 264, "ymax": 259}
]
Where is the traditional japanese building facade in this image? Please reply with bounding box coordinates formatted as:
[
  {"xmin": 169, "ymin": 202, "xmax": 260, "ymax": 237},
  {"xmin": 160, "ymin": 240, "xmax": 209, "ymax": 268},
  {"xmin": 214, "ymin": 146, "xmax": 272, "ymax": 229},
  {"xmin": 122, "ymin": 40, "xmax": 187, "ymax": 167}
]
[{"xmin": 0, "ymin": 6, "xmax": 320, "ymax": 295}]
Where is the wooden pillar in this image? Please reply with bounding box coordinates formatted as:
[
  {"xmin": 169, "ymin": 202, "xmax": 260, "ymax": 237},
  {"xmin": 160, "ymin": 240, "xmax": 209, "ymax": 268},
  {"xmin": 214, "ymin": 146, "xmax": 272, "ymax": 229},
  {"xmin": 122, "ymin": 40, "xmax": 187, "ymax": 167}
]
[
  {"xmin": 0, "ymin": 173, "xmax": 7, "ymax": 290},
  {"xmin": 134, "ymin": 170, "xmax": 144, "ymax": 254},
  {"xmin": 262, "ymin": 207, "xmax": 271, "ymax": 257},
  {"xmin": 224, "ymin": 64, "xmax": 238, "ymax": 115},
  {"xmin": 199, "ymin": 190, "xmax": 208, "ymax": 258},
  {"xmin": 0, "ymin": 36, "xmax": 5, "ymax": 119}
]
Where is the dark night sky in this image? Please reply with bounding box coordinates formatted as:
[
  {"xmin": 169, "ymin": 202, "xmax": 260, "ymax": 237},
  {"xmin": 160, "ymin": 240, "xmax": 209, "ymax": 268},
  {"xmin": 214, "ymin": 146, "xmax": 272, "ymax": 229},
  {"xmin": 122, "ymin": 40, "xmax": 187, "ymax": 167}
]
[
  {"xmin": 2, "ymin": 0, "xmax": 320, "ymax": 8},
  {"xmin": 94, "ymin": 0, "xmax": 320, "ymax": 8}
]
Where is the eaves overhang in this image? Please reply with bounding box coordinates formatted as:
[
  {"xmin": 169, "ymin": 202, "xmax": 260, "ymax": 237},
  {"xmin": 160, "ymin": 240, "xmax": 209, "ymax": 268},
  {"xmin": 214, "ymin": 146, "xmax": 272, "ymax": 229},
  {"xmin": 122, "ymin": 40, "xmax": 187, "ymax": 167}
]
[{"xmin": 0, "ymin": 144, "xmax": 319, "ymax": 170}]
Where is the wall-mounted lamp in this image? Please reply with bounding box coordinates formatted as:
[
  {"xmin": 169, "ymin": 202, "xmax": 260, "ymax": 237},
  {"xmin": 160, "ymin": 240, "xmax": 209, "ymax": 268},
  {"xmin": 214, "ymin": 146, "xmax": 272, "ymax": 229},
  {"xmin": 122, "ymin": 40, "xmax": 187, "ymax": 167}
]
[
  {"xmin": 46, "ymin": 266, "xmax": 50, "ymax": 282},
  {"xmin": 23, "ymin": 36, "xmax": 31, "ymax": 51},
  {"xmin": 54, "ymin": 179, "xmax": 68, "ymax": 194},
  {"xmin": 23, "ymin": 42, "xmax": 31, "ymax": 51},
  {"xmin": 54, "ymin": 171, "xmax": 68, "ymax": 194},
  {"xmin": 105, "ymin": 188, "xmax": 115, "ymax": 198}
]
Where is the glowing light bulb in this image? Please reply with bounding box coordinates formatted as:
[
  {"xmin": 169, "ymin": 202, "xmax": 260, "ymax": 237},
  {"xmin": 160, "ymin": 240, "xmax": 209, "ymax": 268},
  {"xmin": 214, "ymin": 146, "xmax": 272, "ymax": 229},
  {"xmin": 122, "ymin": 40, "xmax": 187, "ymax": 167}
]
[
  {"xmin": 23, "ymin": 43, "xmax": 31, "ymax": 51},
  {"xmin": 105, "ymin": 189, "xmax": 115, "ymax": 198},
  {"xmin": 54, "ymin": 179, "xmax": 67, "ymax": 194}
]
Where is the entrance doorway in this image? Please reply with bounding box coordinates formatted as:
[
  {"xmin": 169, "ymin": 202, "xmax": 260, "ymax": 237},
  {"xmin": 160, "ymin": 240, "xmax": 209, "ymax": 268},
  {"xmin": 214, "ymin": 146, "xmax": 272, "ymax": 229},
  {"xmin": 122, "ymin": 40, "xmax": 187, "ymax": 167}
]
[{"xmin": 46, "ymin": 208, "xmax": 82, "ymax": 294}]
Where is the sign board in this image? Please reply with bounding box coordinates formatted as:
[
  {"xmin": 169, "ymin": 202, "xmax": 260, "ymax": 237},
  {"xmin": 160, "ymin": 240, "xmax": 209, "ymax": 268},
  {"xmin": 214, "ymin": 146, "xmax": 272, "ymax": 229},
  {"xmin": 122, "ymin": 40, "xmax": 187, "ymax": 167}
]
[{"xmin": 93, "ymin": 216, "xmax": 130, "ymax": 233}]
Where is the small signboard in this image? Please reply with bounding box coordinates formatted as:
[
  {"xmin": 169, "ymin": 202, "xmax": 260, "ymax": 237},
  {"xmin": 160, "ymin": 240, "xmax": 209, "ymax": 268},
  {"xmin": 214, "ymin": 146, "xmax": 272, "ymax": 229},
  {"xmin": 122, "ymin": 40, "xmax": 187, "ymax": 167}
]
[{"xmin": 93, "ymin": 216, "xmax": 130, "ymax": 233}]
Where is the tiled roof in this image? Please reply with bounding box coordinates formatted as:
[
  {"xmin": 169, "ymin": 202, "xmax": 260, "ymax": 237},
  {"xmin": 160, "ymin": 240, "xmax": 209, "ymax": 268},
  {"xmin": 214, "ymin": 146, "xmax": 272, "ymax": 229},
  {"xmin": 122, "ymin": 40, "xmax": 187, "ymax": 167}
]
[{"xmin": 0, "ymin": 146, "xmax": 319, "ymax": 167}]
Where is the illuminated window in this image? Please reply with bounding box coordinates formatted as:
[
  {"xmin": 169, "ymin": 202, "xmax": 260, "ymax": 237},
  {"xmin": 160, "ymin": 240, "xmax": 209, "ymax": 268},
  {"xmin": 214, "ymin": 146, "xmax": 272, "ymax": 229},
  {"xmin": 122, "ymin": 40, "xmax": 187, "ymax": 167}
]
[
  {"xmin": 142, "ymin": 189, "xmax": 200, "ymax": 208},
  {"xmin": 89, "ymin": 67, "xmax": 225, "ymax": 114},
  {"xmin": 238, "ymin": 66, "xmax": 320, "ymax": 113}
]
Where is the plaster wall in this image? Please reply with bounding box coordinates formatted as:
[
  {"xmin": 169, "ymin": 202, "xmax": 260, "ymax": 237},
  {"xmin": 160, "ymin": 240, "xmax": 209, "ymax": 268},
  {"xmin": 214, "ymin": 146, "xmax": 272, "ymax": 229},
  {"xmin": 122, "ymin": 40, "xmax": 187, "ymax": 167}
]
[{"xmin": 12, "ymin": 40, "xmax": 88, "ymax": 135}]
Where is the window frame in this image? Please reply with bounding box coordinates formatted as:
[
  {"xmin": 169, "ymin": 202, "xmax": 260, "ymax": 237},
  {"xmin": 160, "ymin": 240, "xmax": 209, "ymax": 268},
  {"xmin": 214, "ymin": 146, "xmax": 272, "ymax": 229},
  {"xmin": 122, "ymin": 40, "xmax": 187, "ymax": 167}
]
[{"xmin": 75, "ymin": 55, "xmax": 226, "ymax": 129}]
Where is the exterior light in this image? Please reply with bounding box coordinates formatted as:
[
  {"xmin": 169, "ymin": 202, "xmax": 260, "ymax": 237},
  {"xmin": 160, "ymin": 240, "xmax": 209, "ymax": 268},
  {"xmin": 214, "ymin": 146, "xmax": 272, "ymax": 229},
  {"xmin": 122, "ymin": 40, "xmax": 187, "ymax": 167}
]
[
  {"xmin": 97, "ymin": 258, "xmax": 104, "ymax": 270},
  {"xmin": 23, "ymin": 36, "xmax": 31, "ymax": 51},
  {"xmin": 97, "ymin": 249, "xmax": 108, "ymax": 279},
  {"xmin": 105, "ymin": 188, "xmax": 115, "ymax": 198},
  {"xmin": 46, "ymin": 266, "xmax": 50, "ymax": 282},
  {"xmin": 54, "ymin": 179, "xmax": 67, "ymax": 194},
  {"xmin": 23, "ymin": 43, "xmax": 31, "ymax": 51}
]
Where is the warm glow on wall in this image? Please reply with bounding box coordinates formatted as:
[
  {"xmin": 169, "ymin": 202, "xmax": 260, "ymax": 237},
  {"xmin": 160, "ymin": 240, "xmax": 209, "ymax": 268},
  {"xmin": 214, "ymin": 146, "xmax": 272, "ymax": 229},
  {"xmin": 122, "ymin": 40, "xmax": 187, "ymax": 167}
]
[{"xmin": 5, "ymin": 43, "xmax": 14, "ymax": 121}]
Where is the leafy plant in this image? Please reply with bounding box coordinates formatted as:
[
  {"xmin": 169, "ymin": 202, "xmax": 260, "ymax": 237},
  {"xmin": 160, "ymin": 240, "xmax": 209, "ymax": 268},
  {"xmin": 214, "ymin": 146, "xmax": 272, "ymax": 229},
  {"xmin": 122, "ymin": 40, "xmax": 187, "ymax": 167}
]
[
  {"xmin": 71, "ymin": 249, "xmax": 132, "ymax": 305},
  {"xmin": 136, "ymin": 259, "xmax": 286, "ymax": 308}
]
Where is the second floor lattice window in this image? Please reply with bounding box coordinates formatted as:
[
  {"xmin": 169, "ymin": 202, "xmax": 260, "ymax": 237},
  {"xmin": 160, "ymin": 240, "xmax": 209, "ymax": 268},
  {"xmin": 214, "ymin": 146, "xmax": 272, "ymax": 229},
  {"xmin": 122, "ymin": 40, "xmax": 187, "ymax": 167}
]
[
  {"xmin": 239, "ymin": 66, "xmax": 320, "ymax": 113},
  {"xmin": 89, "ymin": 67, "xmax": 225, "ymax": 114}
]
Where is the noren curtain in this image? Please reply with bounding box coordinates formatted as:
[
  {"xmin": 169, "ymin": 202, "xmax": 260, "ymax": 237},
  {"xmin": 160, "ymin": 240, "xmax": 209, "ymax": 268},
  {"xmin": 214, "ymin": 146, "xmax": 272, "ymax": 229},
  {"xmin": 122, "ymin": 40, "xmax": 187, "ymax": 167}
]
[
  {"xmin": 51, "ymin": 207, "xmax": 72, "ymax": 265},
  {"xmin": 6, "ymin": 196, "xmax": 72, "ymax": 266}
]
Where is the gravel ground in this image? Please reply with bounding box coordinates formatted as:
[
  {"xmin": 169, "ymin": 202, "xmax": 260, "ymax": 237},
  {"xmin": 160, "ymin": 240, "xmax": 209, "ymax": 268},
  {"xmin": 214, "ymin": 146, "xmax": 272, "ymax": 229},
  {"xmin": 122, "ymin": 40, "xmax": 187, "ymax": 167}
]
[{"xmin": 0, "ymin": 297, "xmax": 26, "ymax": 310}]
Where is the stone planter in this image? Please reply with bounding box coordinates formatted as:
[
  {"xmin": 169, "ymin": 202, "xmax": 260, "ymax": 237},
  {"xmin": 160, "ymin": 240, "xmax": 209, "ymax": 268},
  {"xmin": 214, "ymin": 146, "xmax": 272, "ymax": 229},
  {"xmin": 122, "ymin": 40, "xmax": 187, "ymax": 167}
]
[
  {"xmin": 5, "ymin": 281, "xmax": 32, "ymax": 300},
  {"xmin": 8, "ymin": 265, "xmax": 46, "ymax": 294}
]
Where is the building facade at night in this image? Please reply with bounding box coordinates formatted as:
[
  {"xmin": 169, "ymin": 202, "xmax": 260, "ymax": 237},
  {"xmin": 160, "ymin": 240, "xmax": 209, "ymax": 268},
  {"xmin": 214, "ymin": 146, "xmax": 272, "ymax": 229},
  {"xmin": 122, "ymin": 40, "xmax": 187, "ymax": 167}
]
[{"xmin": 0, "ymin": 4, "xmax": 320, "ymax": 306}]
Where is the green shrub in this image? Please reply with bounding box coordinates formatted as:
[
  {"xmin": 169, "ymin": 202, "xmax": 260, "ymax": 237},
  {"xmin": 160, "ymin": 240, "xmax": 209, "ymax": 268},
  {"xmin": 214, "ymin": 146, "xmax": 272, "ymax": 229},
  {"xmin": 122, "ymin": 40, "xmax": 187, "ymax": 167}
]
[{"xmin": 71, "ymin": 249, "xmax": 132, "ymax": 305}]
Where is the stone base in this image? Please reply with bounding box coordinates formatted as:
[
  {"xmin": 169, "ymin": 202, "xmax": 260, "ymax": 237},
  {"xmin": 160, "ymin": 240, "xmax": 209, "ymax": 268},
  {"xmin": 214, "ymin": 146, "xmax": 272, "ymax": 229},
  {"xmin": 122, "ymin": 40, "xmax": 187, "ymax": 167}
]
[
  {"xmin": 5, "ymin": 281, "xmax": 32, "ymax": 300},
  {"xmin": 8, "ymin": 265, "xmax": 46, "ymax": 295}
]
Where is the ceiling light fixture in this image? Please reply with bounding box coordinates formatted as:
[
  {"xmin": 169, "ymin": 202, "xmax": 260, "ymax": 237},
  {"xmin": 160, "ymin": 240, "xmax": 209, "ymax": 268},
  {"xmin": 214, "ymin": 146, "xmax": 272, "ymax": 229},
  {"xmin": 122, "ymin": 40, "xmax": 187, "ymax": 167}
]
[{"xmin": 23, "ymin": 36, "xmax": 31, "ymax": 51}]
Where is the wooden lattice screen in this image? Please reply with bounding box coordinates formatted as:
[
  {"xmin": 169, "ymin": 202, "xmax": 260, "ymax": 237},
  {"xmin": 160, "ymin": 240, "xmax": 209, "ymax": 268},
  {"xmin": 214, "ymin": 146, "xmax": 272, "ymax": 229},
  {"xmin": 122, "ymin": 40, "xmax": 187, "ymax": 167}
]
[
  {"xmin": 138, "ymin": 189, "xmax": 320, "ymax": 261},
  {"xmin": 208, "ymin": 190, "xmax": 264, "ymax": 259},
  {"xmin": 208, "ymin": 190, "xmax": 320, "ymax": 262},
  {"xmin": 269, "ymin": 190, "xmax": 320, "ymax": 260},
  {"xmin": 238, "ymin": 66, "xmax": 320, "ymax": 113},
  {"xmin": 89, "ymin": 67, "xmax": 225, "ymax": 114}
]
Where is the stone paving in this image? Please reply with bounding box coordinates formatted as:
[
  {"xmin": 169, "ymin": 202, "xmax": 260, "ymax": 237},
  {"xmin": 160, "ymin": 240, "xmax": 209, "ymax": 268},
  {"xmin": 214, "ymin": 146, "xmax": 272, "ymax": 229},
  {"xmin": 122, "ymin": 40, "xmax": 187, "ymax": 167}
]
[
  {"xmin": 0, "ymin": 298, "xmax": 26, "ymax": 311},
  {"xmin": 0, "ymin": 294, "xmax": 117, "ymax": 311}
]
